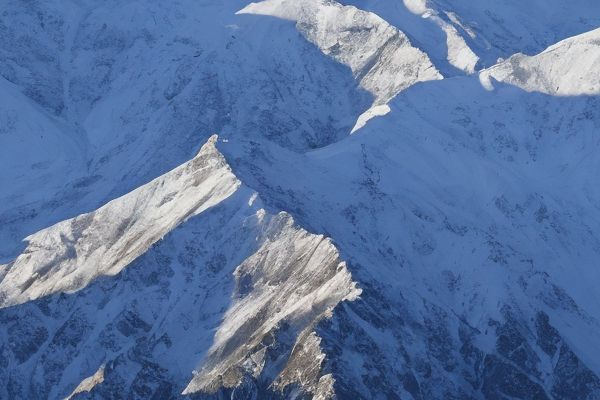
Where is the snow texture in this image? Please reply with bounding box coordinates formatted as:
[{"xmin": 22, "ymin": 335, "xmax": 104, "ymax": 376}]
[{"xmin": 2, "ymin": 0, "xmax": 600, "ymax": 399}]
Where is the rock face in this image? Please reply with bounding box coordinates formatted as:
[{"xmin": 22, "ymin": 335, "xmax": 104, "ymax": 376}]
[
  {"xmin": 240, "ymin": 0, "xmax": 442, "ymax": 105},
  {"xmin": 2, "ymin": 1, "xmax": 600, "ymax": 399},
  {"xmin": 0, "ymin": 137, "xmax": 359, "ymax": 399},
  {"xmin": 239, "ymin": 0, "xmax": 442, "ymax": 132}
]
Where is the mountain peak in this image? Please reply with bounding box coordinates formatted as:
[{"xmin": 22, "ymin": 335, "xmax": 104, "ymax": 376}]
[
  {"xmin": 480, "ymin": 27, "xmax": 600, "ymax": 95},
  {"xmin": 0, "ymin": 135, "xmax": 240, "ymax": 308},
  {"xmin": 2, "ymin": 1, "xmax": 600, "ymax": 399}
]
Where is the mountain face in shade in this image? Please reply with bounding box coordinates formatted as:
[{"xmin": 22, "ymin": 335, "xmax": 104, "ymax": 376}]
[{"xmin": 1, "ymin": 1, "xmax": 600, "ymax": 399}]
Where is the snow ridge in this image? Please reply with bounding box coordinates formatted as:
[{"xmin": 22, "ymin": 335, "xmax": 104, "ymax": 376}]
[
  {"xmin": 0, "ymin": 135, "xmax": 361, "ymax": 399},
  {"xmin": 240, "ymin": 0, "xmax": 442, "ymax": 131},
  {"xmin": 480, "ymin": 28, "xmax": 600, "ymax": 95},
  {"xmin": 0, "ymin": 136, "xmax": 239, "ymax": 307},
  {"xmin": 2, "ymin": 0, "xmax": 600, "ymax": 399}
]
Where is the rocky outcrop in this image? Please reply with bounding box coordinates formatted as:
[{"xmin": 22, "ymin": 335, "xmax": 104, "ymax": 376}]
[{"xmin": 0, "ymin": 136, "xmax": 359, "ymax": 399}]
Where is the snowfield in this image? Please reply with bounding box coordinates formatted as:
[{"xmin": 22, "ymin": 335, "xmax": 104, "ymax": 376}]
[{"xmin": 1, "ymin": 0, "xmax": 600, "ymax": 399}]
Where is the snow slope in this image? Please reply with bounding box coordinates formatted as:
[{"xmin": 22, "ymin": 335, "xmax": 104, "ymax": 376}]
[
  {"xmin": 0, "ymin": 135, "xmax": 359, "ymax": 399},
  {"xmin": 0, "ymin": 136, "xmax": 240, "ymax": 307},
  {"xmin": 240, "ymin": 0, "xmax": 441, "ymax": 105},
  {"xmin": 218, "ymin": 26, "xmax": 600, "ymax": 398},
  {"xmin": 480, "ymin": 28, "xmax": 600, "ymax": 95},
  {"xmin": 341, "ymin": 0, "xmax": 600, "ymax": 71},
  {"xmin": 0, "ymin": 0, "xmax": 445, "ymax": 264},
  {"xmin": 1, "ymin": 0, "xmax": 600, "ymax": 399},
  {"xmin": 239, "ymin": 0, "xmax": 442, "ymax": 132},
  {"xmin": 0, "ymin": 0, "xmax": 369, "ymax": 262}
]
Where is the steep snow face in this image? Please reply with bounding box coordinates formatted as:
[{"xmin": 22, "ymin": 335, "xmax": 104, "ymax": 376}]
[
  {"xmin": 0, "ymin": 136, "xmax": 240, "ymax": 307},
  {"xmin": 341, "ymin": 0, "xmax": 600, "ymax": 71},
  {"xmin": 240, "ymin": 0, "xmax": 442, "ymax": 106},
  {"xmin": 481, "ymin": 28, "xmax": 600, "ymax": 95},
  {"xmin": 0, "ymin": 0, "xmax": 375, "ymax": 263},
  {"xmin": 239, "ymin": 0, "xmax": 442, "ymax": 134},
  {"xmin": 436, "ymin": 0, "xmax": 600, "ymax": 66},
  {"xmin": 0, "ymin": 78, "xmax": 85, "ymax": 207},
  {"xmin": 183, "ymin": 215, "xmax": 359, "ymax": 395},
  {"xmin": 0, "ymin": 136, "xmax": 359, "ymax": 399},
  {"xmin": 0, "ymin": 0, "xmax": 446, "ymax": 264},
  {"xmin": 220, "ymin": 29, "xmax": 600, "ymax": 398},
  {"xmin": 0, "ymin": 0, "xmax": 67, "ymax": 115},
  {"xmin": 400, "ymin": 0, "xmax": 480, "ymax": 73},
  {"xmin": 339, "ymin": 0, "xmax": 479, "ymax": 75},
  {"xmin": 2, "ymin": 0, "xmax": 600, "ymax": 399}
]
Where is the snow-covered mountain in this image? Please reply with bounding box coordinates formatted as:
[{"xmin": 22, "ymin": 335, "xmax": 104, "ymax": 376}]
[
  {"xmin": 1, "ymin": 135, "xmax": 360, "ymax": 399},
  {"xmin": 480, "ymin": 28, "xmax": 600, "ymax": 95},
  {"xmin": 1, "ymin": 1, "xmax": 600, "ymax": 399}
]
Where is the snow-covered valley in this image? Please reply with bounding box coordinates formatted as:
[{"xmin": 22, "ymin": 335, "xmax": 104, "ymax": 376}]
[{"xmin": 1, "ymin": 0, "xmax": 600, "ymax": 399}]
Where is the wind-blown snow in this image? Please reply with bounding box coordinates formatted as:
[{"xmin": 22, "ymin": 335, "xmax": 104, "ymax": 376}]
[
  {"xmin": 0, "ymin": 134, "xmax": 360, "ymax": 399},
  {"xmin": 239, "ymin": 0, "xmax": 441, "ymax": 130},
  {"xmin": 183, "ymin": 214, "xmax": 360, "ymax": 395},
  {"xmin": 480, "ymin": 28, "xmax": 600, "ymax": 95},
  {"xmin": 341, "ymin": 0, "xmax": 600, "ymax": 73},
  {"xmin": 401, "ymin": 0, "xmax": 479, "ymax": 73},
  {"xmin": 240, "ymin": 0, "xmax": 442, "ymax": 104},
  {"xmin": 2, "ymin": 0, "xmax": 600, "ymax": 398},
  {"xmin": 0, "ymin": 136, "xmax": 239, "ymax": 307}
]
